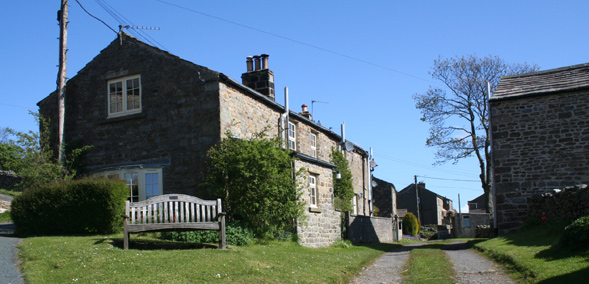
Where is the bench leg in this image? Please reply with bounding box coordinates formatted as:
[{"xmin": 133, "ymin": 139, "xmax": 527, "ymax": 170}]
[
  {"xmin": 219, "ymin": 213, "xmax": 227, "ymax": 249},
  {"xmin": 123, "ymin": 219, "xmax": 129, "ymax": 250}
]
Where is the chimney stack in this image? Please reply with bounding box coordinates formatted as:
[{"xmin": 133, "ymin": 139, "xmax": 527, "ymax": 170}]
[
  {"xmin": 241, "ymin": 54, "xmax": 275, "ymax": 101},
  {"xmin": 300, "ymin": 104, "xmax": 312, "ymax": 120}
]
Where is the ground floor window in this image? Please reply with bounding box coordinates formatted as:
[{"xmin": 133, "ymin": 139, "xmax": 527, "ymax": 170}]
[
  {"xmin": 94, "ymin": 168, "xmax": 163, "ymax": 202},
  {"xmin": 309, "ymin": 174, "xmax": 318, "ymax": 207}
]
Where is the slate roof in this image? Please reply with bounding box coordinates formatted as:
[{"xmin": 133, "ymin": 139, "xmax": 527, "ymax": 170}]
[{"xmin": 492, "ymin": 62, "xmax": 589, "ymax": 101}]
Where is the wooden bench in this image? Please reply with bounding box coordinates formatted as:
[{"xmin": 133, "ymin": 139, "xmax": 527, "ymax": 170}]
[{"xmin": 123, "ymin": 194, "xmax": 226, "ymax": 249}]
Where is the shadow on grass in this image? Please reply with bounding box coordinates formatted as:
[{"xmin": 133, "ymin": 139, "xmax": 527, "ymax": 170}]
[
  {"xmin": 537, "ymin": 267, "xmax": 589, "ymax": 284},
  {"xmin": 353, "ymin": 242, "xmax": 404, "ymax": 252},
  {"xmin": 535, "ymin": 243, "xmax": 589, "ymax": 261},
  {"xmin": 100, "ymin": 238, "xmax": 220, "ymax": 250}
]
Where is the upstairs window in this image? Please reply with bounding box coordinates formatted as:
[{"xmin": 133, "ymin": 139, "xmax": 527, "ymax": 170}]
[
  {"xmin": 288, "ymin": 122, "xmax": 297, "ymax": 151},
  {"xmin": 310, "ymin": 133, "xmax": 317, "ymax": 158},
  {"xmin": 108, "ymin": 75, "xmax": 141, "ymax": 117}
]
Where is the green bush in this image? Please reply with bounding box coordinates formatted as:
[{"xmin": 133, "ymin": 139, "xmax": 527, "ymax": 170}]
[
  {"xmin": 161, "ymin": 221, "xmax": 254, "ymax": 246},
  {"xmin": 419, "ymin": 225, "xmax": 438, "ymax": 240},
  {"xmin": 10, "ymin": 178, "xmax": 127, "ymax": 235},
  {"xmin": 560, "ymin": 216, "xmax": 589, "ymax": 248},
  {"xmin": 403, "ymin": 212, "xmax": 420, "ymax": 236}
]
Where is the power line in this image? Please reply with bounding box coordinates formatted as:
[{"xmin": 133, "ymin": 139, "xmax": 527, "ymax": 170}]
[
  {"xmin": 94, "ymin": 0, "xmax": 167, "ymax": 51},
  {"xmin": 74, "ymin": 0, "xmax": 117, "ymax": 34},
  {"xmin": 374, "ymin": 151, "xmax": 475, "ymax": 177},
  {"xmin": 155, "ymin": 0, "xmax": 438, "ymax": 85},
  {"xmin": 416, "ymin": 175, "xmax": 479, "ymax": 183}
]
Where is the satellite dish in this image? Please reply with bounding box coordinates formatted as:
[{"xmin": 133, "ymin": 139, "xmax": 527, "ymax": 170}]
[
  {"xmin": 344, "ymin": 141, "xmax": 354, "ymax": 152},
  {"xmin": 370, "ymin": 159, "xmax": 378, "ymax": 168},
  {"xmin": 371, "ymin": 180, "xmax": 378, "ymax": 187}
]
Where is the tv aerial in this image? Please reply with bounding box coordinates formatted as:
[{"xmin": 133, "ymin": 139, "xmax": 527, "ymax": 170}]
[{"xmin": 311, "ymin": 100, "xmax": 328, "ymax": 120}]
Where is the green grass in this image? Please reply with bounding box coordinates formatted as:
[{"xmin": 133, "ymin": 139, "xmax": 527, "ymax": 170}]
[
  {"xmin": 473, "ymin": 223, "xmax": 589, "ymax": 283},
  {"xmin": 18, "ymin": 234, "xmax": 400, "ymax": 283},
  {"xmin": 402, "ymin": 243, "xmax": 455, "ymax": 284},
  {"xmin": 0, "ymin": 188, "xmax": 21, "ymax": 197},
  {"xmin": 0, "ymin": 211, "xmax": 11, "ymax": 223}
]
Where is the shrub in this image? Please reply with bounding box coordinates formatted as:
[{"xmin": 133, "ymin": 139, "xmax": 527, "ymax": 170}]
[
  {"xmin": 161, "ymin": 221, "xmax": 254, "ymax": 246},
  {"xmin": 419, "ymin": 225, "xmax": 438, "ymax": 240},
  {"xmin": 204, "ymin": 130, "xmax": 304, "ymax": 239},
  {"xmin": 10, "ymin": 178, "xmax": 127, "ymax": 235},
  {"xmin": 403, "ymin": 212, "xmax": 420, "ymax": 236},
  {"xmin": 560, "ymin": 216, "xmax": 589, "ymax": 248}
]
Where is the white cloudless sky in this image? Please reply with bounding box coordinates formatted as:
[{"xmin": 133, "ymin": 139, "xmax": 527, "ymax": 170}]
[{"xmin": 2, "ymin": 0, "xmax": 588, "ymax": 211}]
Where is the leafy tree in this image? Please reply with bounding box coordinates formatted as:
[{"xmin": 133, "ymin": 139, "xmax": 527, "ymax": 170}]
[
  {"xmin": 0, "ymin": 112, "xmax": 91, "ymax": 190},
  {"xmin": 413, "ymin": 55, "xmax": 539, "ymax": 214},
  {"xmin": 204, "ymin": 130, "xmax": 304, "ymax": 239},
  {"xmin": 330, "ymin": 148, "xmax": 354, "ymax": 212}
]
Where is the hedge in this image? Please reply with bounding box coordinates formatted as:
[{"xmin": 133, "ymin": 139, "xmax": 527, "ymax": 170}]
[{"xmin": 10, "ymin": 178, "xmax": 127, "ymax": 235}]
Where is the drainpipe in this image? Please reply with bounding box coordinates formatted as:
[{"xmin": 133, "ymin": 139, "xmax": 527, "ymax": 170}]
[
  {"xmin": 369, "ymin": 147, "xmax": 374, "ymax": 216},
  {"xmin": 282, "ymin": 87, "xmax": 289, "ymax": 149}
]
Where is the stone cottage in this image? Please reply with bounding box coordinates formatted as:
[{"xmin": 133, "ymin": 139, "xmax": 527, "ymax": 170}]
[
  {"xmin": 491, "ymin": 63, "xmax": 589, "ymax": 234},
  {"xmin": 37, "ymin": 33, "xmax": 375, "ymax": 247},
  {"xmin": 396, "ymin": 182, "xmax": 453, "ymax": 226}
]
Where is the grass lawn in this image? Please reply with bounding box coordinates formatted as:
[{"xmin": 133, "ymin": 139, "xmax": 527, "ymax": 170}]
[
  {"xmin": 473, "ymin": 223, "xmax": 589, "ymax": 283},
  {"xmin": 18, "ymin": 234, "xmax": 400, "ymax": 283}
]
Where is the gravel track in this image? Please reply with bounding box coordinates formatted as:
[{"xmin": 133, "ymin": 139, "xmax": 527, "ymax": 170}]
[
  {"xmin": 444, "ymin": 241, "xmax": 515, "ymax": 284},
  {"xmin": 0, "ymin": 194, "xmax": 23, "ymax": 284},
  {"xmin": 349, "ymin": 241, "xmax": 515, "ymax": 284}
]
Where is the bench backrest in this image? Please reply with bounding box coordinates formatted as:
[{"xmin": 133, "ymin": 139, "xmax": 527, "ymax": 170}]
[{"xmin": 126, "ymin": 194, "xmax": 222, "ymax": 225}]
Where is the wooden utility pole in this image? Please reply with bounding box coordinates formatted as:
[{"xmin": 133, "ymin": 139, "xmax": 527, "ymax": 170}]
[
  {"xmin": 57, "ymin": 0, "xmax": 68, "ymax": 162},
  {"xmin": 415, "ymin": 175, "xmax": 421, "ymax": 224}
]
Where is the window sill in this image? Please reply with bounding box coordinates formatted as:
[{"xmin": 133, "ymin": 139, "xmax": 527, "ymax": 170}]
[
  {"xmin": 309, "ymin": 207, "xmax": 323, "ymax": 213},
  {"xmin": 101, "ymin": 112, "xmax": 145, "ymax": 124}
]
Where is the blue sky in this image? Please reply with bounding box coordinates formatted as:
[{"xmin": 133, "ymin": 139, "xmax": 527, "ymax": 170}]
[{"xmin": 2, "ymin": 1, "xmax": 588, "ymax": 212}]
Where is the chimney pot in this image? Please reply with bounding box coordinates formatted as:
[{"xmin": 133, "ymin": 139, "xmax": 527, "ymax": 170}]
[
  {"xmin": 253, "ymin": 55, "xmax": 261, "ymax": 71},
  {"xmin": 246, "ymin": 56, "xmax": 253, "ymax": 72},
  {"xmin": 302, "ymin": 104, "xmax": 308, "ymax": 112},
  {"xmin": 261, "ymin": 54, "xmax": 269, "ymax": 69}
]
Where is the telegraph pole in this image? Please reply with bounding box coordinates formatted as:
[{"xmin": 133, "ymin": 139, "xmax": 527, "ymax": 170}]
[
  {"xmin": 57, "ymin": 0, "xmax": 68, "ymax": 162},
  {"xmin": 415, "ymin": 175, "xmax": 421, "ymax": 224}
]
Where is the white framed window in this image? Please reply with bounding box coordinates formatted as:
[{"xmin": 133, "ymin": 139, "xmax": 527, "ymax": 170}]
[
  {"xmin": 352, "ymin": 194, "xmax": 358, "ymax": 215},
  {"xmin": 310, "ymin": 133, "xmax": 317, "ymax": 158},
  {"xmin": 108, "ymin": 75, "xmax": 142, "ymax": 117},
  {"xmin": 309, "ymin": 174, "xmax": 317, "ymax": 207},
  {"xmin": 95, "ymin": 168, "xmax": 162, "ymax": 202},
  {"xmin": 288, "ymin": 122, "xmax": 297, "ymax": 151}
]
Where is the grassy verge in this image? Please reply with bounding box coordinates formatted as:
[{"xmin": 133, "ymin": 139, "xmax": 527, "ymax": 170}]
[
  {"xmin": 402, "ymin": 243, "xmax": 455, "ymax": 284},
  {"xmin": 18, "ymin": 234, "xmax": 399, "ymax": 283},
  {"xmin": 0, "ymin": 188, "xmax": 21, "ymax": 197},
  {"xmin": 473, "ymin": 223, "xmax": 589, "ymax": 283},
  {"xmin": 0, "ymin": 211, "xmax": 11, "ymax": 223}
]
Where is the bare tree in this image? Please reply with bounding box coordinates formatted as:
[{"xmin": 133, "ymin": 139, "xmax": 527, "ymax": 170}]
[{"xmin": 413, "ymin": 55, "xmax": 539, "ymax": 214}]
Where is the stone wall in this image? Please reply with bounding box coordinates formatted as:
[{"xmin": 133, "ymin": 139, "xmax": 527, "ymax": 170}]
[
  {"xmin": 346, "ymin": 214, "xmax": 393, "ymax": 243},
  {"xmin": 452, "ymin": 213, "xmax": 492, "ymax": 238},
  {"xmin": 0, "ymin": 171, "xmax": 20, "ymax": 190},
  {"xmin": 528, "ymin": 184, "xmax": 589, "ymax": 222},
  {"xmin": 491, "ymin": 90, "xmax": 589, "ymax": 234},
  {"xmin": 295, "ymin": 160, "xmax": 341, "ymax": 248}
]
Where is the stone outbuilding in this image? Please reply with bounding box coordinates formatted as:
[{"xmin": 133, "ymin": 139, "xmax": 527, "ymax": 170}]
[
  {"xmin": 37, "ymin": 33, "xmax": 375, "ymax": 247},
  {"xmin": 491, "ymin": 63, "xmax": 589, "ymax": 234}
]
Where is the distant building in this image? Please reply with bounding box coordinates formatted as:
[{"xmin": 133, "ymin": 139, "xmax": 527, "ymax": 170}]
[
  {"xmin": 397, "ymin": 182, "xmax": 453, "ymax": 226},
  {"xmin": 468, "ymin": 193, "xmax": 488, "ymax": 214}
]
